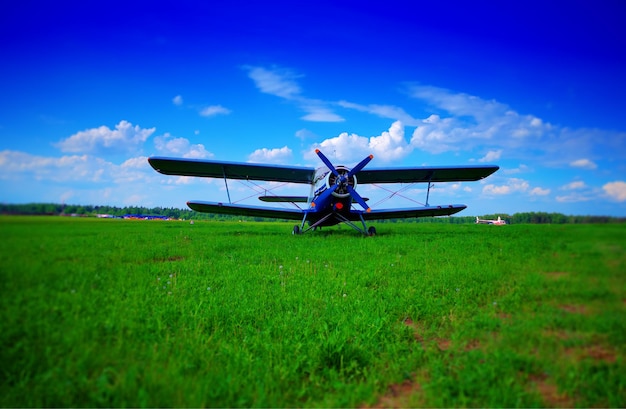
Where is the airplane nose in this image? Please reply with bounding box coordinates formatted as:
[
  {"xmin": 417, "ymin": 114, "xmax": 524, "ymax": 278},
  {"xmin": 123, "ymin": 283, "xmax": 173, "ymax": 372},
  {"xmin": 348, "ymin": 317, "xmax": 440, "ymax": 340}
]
[{"xmin": 316, "ymin": 149, "xmax": 373, "ymax": 212}]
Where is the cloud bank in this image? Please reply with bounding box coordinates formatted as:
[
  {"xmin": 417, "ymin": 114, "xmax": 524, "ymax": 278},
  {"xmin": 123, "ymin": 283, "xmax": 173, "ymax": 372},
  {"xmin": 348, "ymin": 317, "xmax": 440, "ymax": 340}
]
[
  {"xmin": 55, "ymin": 120, "xmax": 155, "ymax": 155},
  {"xmin": 245, "ymin": 66, "xmax": 344, "ymax": 122}
]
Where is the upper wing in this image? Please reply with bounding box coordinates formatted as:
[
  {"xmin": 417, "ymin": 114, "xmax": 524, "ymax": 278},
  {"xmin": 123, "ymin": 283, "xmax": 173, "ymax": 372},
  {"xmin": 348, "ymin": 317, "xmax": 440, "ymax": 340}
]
[
  {"xmin": 148, "ymin": 157, "xmax": 316, "ymax": 184},
  {"xmin": 357, "ymin": 165, "xmax": 499, "ymax": 184},
  {"xmin": 348, "ymin": 204, "xmax": 467, "ymax": 221},
  {"xmin": 187, "ymin": 201, "xmax": 304, "ymax": 220}
]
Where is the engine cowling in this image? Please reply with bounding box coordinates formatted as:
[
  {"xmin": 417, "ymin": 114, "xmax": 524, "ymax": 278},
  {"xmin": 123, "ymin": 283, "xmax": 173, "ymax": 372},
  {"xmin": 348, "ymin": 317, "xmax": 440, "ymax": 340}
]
[{"xmin": 324, "ymin": 165, "xmax": 358, "ymax": 198}]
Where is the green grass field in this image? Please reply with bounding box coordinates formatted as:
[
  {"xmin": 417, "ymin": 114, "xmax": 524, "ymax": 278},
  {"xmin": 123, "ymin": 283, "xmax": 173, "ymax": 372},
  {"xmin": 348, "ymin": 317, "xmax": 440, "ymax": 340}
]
[{"xmin": 1, "ymin": 216, "xmax": 624, "ymax": 407}]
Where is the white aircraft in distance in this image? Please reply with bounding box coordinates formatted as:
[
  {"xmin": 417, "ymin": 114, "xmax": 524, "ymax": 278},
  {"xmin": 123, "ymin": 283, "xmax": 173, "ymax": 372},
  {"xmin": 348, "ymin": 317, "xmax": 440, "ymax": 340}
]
[
  {"xmin": 148, "ymin": 149, "xmax": 499, "ymax": 235},
  {"xmin": 476, "ymin": 216, "xmax": 507, "ymax": 225}
]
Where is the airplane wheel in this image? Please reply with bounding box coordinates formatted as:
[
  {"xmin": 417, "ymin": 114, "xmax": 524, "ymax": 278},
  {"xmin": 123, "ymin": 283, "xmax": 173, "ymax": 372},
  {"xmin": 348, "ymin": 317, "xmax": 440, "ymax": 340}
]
[
  {"xmin": 368, "ymin": 226, "xmax": 377, "ymax": 236},
  {"xmin": 292, "ymin": 225, "xmax": 301, "ymax": 235}
]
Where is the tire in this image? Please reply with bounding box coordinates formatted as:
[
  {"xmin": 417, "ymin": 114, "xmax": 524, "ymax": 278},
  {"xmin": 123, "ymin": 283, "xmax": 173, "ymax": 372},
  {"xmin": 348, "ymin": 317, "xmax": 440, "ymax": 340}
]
[
  {"xmin": 368, "ymin": 226, "xmax": 377, "ymax": 236},
  {"xmin": 292, "ymin": 225, "xmax": 301, "ymax": 235}
]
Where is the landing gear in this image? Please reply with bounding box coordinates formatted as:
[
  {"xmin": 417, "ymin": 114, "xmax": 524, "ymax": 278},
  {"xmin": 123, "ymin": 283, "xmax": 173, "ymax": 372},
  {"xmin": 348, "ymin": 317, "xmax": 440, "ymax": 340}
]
[{"xmin": 292, "ymin": 212, "xmax": 377, "ymax": 236}]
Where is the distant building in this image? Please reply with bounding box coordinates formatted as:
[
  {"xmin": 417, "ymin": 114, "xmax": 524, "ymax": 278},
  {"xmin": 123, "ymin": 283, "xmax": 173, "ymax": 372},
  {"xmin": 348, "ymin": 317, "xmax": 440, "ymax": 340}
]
[{"xmin": 123, "ymin": 214, "xmax": 171, "ymax": 220}]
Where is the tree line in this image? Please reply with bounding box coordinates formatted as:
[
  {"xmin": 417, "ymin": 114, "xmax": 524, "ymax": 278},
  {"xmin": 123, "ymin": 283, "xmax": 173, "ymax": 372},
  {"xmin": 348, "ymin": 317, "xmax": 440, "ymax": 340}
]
[
  {"xmin": 0, "ymin": 203, "xmax": 623, "ymax": 224},
  {"xmin": 0, "ymin": 203, "xmax": 210, "ymax": 220}
]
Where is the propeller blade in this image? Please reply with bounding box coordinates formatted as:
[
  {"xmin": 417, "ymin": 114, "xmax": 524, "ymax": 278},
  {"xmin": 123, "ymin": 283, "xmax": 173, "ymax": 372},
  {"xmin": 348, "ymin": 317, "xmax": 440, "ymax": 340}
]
[
  {"xmin": 315, "ymin": 149, "xmax": 340, "ymax": 177},
  {"xmin": 348, "ymin": 154, "xmax": 374, "ymax": 177},
  {"xmin": 347, "ymin": 185, "xmax": 371, "ymax": 212},
  {"xmin": 311, "ymin": 184, "xmax": 337, "ymax": 209}
]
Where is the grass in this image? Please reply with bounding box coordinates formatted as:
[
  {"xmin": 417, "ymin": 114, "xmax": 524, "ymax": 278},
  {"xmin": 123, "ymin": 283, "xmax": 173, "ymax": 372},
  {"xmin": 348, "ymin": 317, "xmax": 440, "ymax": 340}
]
[{"xmin": 0, "ymin": 216, "xmax": 624, "ymax": 407}]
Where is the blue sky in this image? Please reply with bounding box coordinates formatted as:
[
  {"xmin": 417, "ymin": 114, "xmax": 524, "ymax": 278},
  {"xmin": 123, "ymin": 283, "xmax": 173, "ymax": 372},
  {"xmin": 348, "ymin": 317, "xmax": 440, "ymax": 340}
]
[{"xmin": 1, "ymin": 1, "xmax": 625, "ymax": 216}]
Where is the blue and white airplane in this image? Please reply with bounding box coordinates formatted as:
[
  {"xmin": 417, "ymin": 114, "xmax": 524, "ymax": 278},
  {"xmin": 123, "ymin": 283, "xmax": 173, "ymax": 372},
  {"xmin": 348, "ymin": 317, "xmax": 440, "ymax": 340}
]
[{"xmin": 148, "ymin": 149, "xmax": 498, "ymax": 235}]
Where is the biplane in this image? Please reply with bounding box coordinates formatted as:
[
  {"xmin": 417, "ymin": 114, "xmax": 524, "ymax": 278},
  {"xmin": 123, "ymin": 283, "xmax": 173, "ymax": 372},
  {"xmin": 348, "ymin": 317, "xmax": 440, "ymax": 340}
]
[{"xmin": 148, "ymin": 149, "xmax": 498, "ymax": 235}]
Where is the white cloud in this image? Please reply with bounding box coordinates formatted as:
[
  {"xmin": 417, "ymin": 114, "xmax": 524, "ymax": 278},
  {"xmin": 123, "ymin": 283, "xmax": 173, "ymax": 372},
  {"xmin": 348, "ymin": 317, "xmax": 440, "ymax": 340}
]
[
  {"xmin": 295, "ymin": 129, "xmax": 317, "ymax": 140},
  {"xmin": 553, "ymin": 179, "xmax": 609, "ymax": 203},
  {"xmin": 245, "ymin": 65, "xmax": 343, "ymax": 123},
  {"xmin": 246, "ymin": 66, "xmax": 302, "ymax": 99},
  {"xmin": 0, "ymin": 149, "xmax": 155, "ymax": 185},
  {"xmin": 410, "ymin": 85, "xmax": 508, "ymax": 121},
  {"xmin": 570, "ymin": 158, "xmax": 597, "ymax": 169},
  {"xmin": 248, "ymin": 146, "xmax": 293, "ymax": 163},
  {"xmin": 0, "ymin": 149, "xmax": 212, "ymax": 207},
  {"xmin": 482, "ymin": 184, "xmax": 511, "ymax": 195},
  {"xmin": 327, "ymin": 83, "xmax": 623, "ymax": 170},
  {"xmin": 502, "ymin": 164, "xmax": 530, "ymax": 174},
  {"xmin": 171, "ymin": 95, "xmax": 230, "ymax": 117},
  {"xmin": 311, "ymin": 133, "xmax": 370, "ymax": 163},
  {"xmin": 172, "ymin": 176, "xmax": 195, "ymax": 185},
  {"xmin": 482, "ymin": 178, "xmax": 530, "ymax": 195},
  {"xmin": 407, "ymin": 85, "xmax": 550, "ymax": 154},
  {"xmin": 113, "ymin": 156, "xmax": 152, "ymax": 184},
  {"xmin": 55, "ymin": 120, "xmax": 155, "ymax": 154},
  {"xmin": 544, "ymin": 127, "xmax": 625, "ymax": 168},
  {"xmin": 308, "ymin": 121, "xmax": 412, "ymax": 163},
  {"xmin": 479, "ymin": 150, "xmax": 502, "ymax": 162},
  {"xmin": 120, "ymin": 156, "xmax": 149, "ymax": 169},
  {"xmin": 561, "ymin": 181, "xmax": 586, "ymax": 190},
  {"xmin": 300, "ymin": 105, "xmax": 344, "ymax": 122},
  {"xmin": 368, "ymin": 121, "xmax": 412, "ymax": 161},
  {"xmin": 556, "ymin": 193, "xmax": 592, "ymax": 203},
  {"xmin": 404, "ymin": 84, "xmax": 624, "ymax": 172},
  {"xmin": 1, "ymin": 150, "xmax": 104, "ymax": 182},
  {"xmin": 199, "ymin": 105, "xmax": 231, "ymax": 117},
  {"xmin": 603, "ymin": 181, "xmax": 626, "ymax": 202},
  {"xmin": 410, "ymin": 114, "xmax": 463, "ymax": 154},
  {"xmin": 337, "ymin": 101, "xmax": 420, "ymax": 126},
  {"xmin": 153, "ymin": 134, "xmax": 213, "ymax": 159},
  {"xmin": 243, "ymin": 68, "xmax": 624, "ymax": 171},
  {"xmin": 530, "ymin": 187, "xmax": 551, "ymax": 196}
]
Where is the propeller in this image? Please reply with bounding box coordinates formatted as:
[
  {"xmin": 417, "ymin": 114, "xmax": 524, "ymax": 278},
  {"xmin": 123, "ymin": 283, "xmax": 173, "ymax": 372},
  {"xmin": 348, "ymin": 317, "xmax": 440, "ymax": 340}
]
[
  {"xmin": 315, "ymin": 149, "xmax": 340, "ymax": 177},
  {"xmin": 315, "ymin": 149, "xmax": 373, "ymax": 212},
  {"xmin": 347, "ymin": 185, "xmax": 370, "ymax": 212},
  {"xmin": 314, "ymin": 183, "xmax": 338, "ymax": 207},
  {"xmin": 348, "ymin": 154, "xmax": 373, "ymax": 177}
]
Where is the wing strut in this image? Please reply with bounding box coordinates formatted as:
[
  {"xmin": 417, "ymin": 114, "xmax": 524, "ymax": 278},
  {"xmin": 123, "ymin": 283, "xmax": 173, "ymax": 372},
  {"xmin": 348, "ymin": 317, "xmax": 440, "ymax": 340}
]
[
  {"xmin": 222, "ymin": 166, "xmax": 232, "ymax": 204},
  {"xmin": 425, "ymin": 171, "xmax": 434, "ymax": 206}
]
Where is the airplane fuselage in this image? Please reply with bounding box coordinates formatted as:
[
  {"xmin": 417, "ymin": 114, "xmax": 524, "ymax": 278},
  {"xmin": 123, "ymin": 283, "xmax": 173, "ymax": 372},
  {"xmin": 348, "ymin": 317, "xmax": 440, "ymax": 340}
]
[{"xmin": 476, "ymin": 216, "xmax": 506, "ymax": 225}]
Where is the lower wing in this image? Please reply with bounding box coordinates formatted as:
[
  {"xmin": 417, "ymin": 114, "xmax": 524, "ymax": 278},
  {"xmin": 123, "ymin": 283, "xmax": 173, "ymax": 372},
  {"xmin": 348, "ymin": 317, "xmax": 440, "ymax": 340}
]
[
  {"xmin": 187, "ymin": 201, "xmax": 304, "ymax": 220},
  {"xmin": 349, "ymin": 204, "xmax": 467, "ymax": 220}
]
